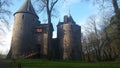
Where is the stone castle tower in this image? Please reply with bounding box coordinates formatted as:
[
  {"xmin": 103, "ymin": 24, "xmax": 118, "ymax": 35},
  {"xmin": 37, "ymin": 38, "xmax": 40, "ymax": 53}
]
[
  {"xmin": 8, "ymin": 0, "xmax": 40, "ymax": 58},
  {"xmin": 8, "ymin": 0, "xmax": 82, "ymax": 60},
  {"xmin": 8, "ymin": 0, "xmax": 53, "ymax": 59},
  {"xmin": 57, "ymin": 13, "xmax": 82, "ymax": 60}
]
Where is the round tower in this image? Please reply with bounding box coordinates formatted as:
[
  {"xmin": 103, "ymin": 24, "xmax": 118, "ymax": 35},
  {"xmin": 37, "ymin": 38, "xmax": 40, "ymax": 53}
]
[
  {"xmin": 62, "ymin": 23, "xmax": 73, "ymax": 60},
  {"xmin": 57, "ymin": 13, "xmax": 82, "ymax": 60},
  {"xmin": 57, "ymin": 14, "xmax": 74, "ymax": 60},
  {"xmin": 8, "ymin": 0, "xmax": 40, "ymax": 59}
]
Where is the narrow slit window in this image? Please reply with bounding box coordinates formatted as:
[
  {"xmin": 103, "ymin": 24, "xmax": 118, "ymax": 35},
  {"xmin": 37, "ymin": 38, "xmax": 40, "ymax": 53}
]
[{"xmin": 22, "ymin": 15, "xmax": 24, "ymax": 19}]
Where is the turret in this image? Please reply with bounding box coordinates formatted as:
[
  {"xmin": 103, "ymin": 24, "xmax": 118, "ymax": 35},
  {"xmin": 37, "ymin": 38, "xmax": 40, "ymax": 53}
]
[
  {"xmin": 64, "ymin": 11, "xmax": 75, "ymax": 24},
  {"xmin": 8, "ymin": 0, "xmax": 40, "ymax": 59},
  {"xmin": 57, "ymin": 12, "xmax": 82, "ymax": 60}
]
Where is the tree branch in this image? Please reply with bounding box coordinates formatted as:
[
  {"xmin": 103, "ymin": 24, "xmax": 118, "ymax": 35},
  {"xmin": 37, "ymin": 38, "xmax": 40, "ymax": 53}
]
[
  {"xmin": 112, "ymin": 0, "xmax": 120, "ymax": 15},
  {"xmin": 50, "ymin": 0, "xmax": 58, "ymax": 13}
]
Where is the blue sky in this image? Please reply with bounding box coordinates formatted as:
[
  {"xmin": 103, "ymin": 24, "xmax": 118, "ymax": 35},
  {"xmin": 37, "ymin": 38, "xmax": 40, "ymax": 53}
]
[
  {"xmin": 10, "ymin": 0, "xmax": 98, "ymax": 30},
  {"xmin": 0, "ymin": 0, "xmax": 98, "ymax": 54}
]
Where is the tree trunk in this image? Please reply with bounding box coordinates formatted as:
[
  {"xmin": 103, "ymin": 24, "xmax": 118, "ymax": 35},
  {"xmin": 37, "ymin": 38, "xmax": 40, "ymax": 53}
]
[{"xmin": 112, "ymin": 0, "xmax": 120, "ymax": 15}]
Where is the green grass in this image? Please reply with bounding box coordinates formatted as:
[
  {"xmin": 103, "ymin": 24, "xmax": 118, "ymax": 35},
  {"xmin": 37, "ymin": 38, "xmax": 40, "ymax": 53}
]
[{"xmin": 7, "ymin": 59, "xmax": 120, "ymax": 68}]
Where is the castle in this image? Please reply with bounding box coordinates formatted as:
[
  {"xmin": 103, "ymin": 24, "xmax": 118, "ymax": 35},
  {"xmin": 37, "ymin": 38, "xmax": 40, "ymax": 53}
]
[{"xmin": 8, "ymin": 0, "xmax": 82, "ymax": 60}]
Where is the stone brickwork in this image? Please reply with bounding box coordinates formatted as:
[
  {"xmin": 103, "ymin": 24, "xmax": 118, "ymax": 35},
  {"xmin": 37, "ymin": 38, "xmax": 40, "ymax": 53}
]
[
  {"xmin": 35, "ymin": 24, "xmax": 49, "ymax": 58},
  {"xmin": 57, "ymin": 14, "xmax": 82, "ymax": 60},
  {"xmin": 8, "ymin": 0, "xmax": 40, "ymax": 58},
  {"xmin": 8, "ymin": 0, "xmax": 82, "ymax": 60}
]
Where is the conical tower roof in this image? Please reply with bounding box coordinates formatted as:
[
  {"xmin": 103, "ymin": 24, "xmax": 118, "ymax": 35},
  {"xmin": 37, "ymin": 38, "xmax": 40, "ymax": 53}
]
[
  {"xmin": 14, "ymin": 0, "xmax": 38, "ymax": 17},
  {"xmin": 67, "ymin": 11, "xmax": 75, "ymax": 24}
]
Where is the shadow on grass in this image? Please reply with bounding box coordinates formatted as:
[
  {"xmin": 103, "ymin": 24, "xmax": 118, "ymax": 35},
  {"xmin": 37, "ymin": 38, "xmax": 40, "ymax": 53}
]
[{"xmin": 0, "ymin": 59, "xmax": 12, "ymax": 68}]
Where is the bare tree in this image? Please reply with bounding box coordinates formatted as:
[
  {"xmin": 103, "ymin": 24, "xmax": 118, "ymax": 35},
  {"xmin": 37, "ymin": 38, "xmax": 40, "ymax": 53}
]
[
  {"xmin": 0, "ymin": 0, "xmax": 12, "ymax": 54},
  {"xmin": 0, "ymin": 0, "xmax": 12, "ymax": 32},
  {"xmin": 82, "ymin": 13, "xmax": 120, "ymax": 61},
  {"xmin": 35, "ymin": 0, "xmax": 59, "ymax": 59},
  {"xmin": 81, "ymin": 0, "xmax": 120, "ymax": 61},
  {"xmin": 35, "ymin": 0, "xmax": 59, "ymax": 24},
  {"xmin": 82, "ymin": 15, "xmax": 99, "ymax": 61},
  {"xmin": 112, "ymin": 0, "xmax": 120, "ymax": 16},
  {"xmin": 83, "ymin": 0, "xmax": 120, "ymax": 15},
  {"xmin": 81, "ymin": 14, "xmax": 116, "ymax": 61}
]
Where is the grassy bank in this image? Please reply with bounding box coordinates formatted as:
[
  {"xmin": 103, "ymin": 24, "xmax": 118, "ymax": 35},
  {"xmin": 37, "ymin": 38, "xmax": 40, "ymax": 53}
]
[{"xmin": 7, "ymin": 59, "xmax": 120, "ymax": 68}]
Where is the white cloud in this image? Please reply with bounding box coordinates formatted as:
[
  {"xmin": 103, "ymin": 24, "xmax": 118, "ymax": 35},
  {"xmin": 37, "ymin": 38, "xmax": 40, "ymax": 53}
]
[
  {"xmin": 52, "ymin": 31, "xmax": 57, "ymax": 38},
  {"xmin": 0, "ymin": 31, "xmax": 12, "ymax": 54},
  {"xmin": 0, "ymin": 24, "xmax": 13, "ymax": 55}
]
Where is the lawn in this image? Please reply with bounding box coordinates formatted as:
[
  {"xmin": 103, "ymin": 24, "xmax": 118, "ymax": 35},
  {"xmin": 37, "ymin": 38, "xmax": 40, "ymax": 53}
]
[{"xmin": 7, "ymin": 59, "xmax": 120, "ymax": 68}]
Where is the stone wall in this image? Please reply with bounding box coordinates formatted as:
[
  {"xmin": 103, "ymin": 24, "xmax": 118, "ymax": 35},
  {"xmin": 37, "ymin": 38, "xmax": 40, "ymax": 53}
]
[
  {"xmin": 35, "ymin": 24, "xmax": 49, "ymax": 58},
  {"xmin": 9, "ymin": 13, "xmax": 39, "ymax": 59},
  {"xmin": 57, "ymin": 23, "xmax": 82, "ymax": 60},
  {"xmin": 62, "ymin": 24, "xmax": 73, "ymax": 60}
]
